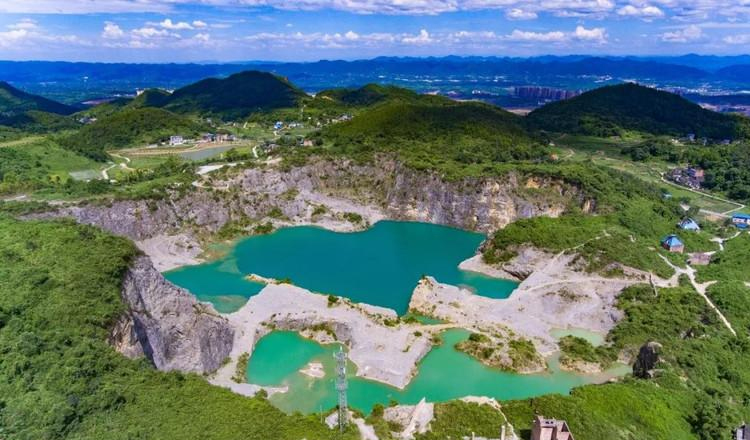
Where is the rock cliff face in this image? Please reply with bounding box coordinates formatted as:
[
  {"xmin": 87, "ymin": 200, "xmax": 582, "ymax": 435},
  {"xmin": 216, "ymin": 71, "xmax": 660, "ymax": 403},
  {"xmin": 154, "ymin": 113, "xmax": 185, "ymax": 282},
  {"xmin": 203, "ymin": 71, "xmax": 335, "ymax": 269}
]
[
  {"xmin": 383, "ymin": 167, "xmax": 584, "ymax": 232},
  {"xmin": 30, "ymin": 158, "xmax": 590, "ymax": 242},
  {"xmin": 110, "ymin": 256, "xmax": 234, "ymax": 373},
  {"xmin": 632, "ymin": 341, "xmax": 663, "ymax": 379}
]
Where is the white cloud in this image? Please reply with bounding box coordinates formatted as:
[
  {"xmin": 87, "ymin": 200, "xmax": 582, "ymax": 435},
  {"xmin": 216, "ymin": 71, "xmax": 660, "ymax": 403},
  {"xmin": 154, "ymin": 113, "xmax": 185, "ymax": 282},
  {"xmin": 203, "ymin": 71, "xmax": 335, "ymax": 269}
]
[
  {"xmin": 450, "ymin": 31, "xmax": 500, "ymax": 43},
  {"xmin": 505, "ymin": 26, "xmax": 607, "ymax": 44},
  {"xmin": 573, "ymin": 25, "xmax": 608, "ymax": 43},
  {"xmin": 192, "ymin": 20, "xmax": 208, "ymax": 28},
  {"xmin": 661, "ymin": 24, "xmax": 703, "ymax": 42},
  {"xmin": 240, "ymin": 26, "xmax": 613, "ymax": 50},
  {"xmin": 505, "ymin": 8, "xmax": 537, "ymax": 20},
  {"xmin": 244, "ymin": 30, "xmax": 399, "ymax": 49},
  {"xmin": 132, "ymin": 27, "xmax": 172, "ymax": 39},
  {"xmin": 617, "ymin": 4, "xmax": 664, "ymax": 18},
  {"xmin": 159, "ymin": 18, "xmax": 193, "ymax": 30},
  {"xmin": 0, "ymin": 0, "xmax": 617, "ymax": 17},
  {"xmin": 101, "ymin": 21, "xmax": 124, "ymax": 39},
  {"xmin": 0, "ymin": 0, "xmax": 747, "ymax": 24},
  {"xmin": 401, "ymin": 29, "xmax": 432, "ymax": 45},
  {"xmin": 8, "ymin": 19, "xmax": 38, "ymax": 31},
  {"xmin": 0, "ymin": 0, "xmax": 172, "ymax": 13},
  {"xmin": 0, "ymin": 28, "xmax": 32, "ymax": 47},
  {"xmin": 0, "ymin": 19, "xmax": 88, "ymax": 49},
  {"xmin": 507, "ymin": 29, "xmax": 566, "ymax": 42},
  {"xmin": 723, "ymin": 34, "xmax": 750, "ymax": 44}
]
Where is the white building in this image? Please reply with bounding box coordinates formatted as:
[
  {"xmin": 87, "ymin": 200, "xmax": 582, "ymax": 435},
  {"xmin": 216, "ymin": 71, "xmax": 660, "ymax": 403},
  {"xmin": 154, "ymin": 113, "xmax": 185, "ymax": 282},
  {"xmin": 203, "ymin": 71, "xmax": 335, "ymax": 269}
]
[{"xmin": 169, "ymin": 135, "xmax": 184, "ymax": 146}]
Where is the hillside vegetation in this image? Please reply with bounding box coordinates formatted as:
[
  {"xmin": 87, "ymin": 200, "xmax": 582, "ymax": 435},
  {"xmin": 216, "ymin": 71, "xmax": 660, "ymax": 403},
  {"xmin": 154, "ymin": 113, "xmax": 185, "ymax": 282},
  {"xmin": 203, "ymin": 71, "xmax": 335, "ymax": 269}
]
[
  {"xmin": 0, "ymin": 81, "xmax": 77, "ymax": 116},
  {"xmin": 526, "ymin": 83, "xmax": 750, "ymax": 139},
  {"xmin": 59, "ymin": 107, "xmax": 206, "ymax": 160},
  {"xmin": 0, "ymin": 216, "xmax": 360, "ymax": 440},
  {"xmin": 0, "ymin": 82, "xmax": 79, "ymax": 132},
  {"xmin": 318, "ymin": 100, "xmax": 547, "ymax": 171},
  {"xmin": 482, "ymin": 164, "xmax": 719, "ymax": 277},
  {"xmin": 317, "ymin": 83, "xmax": 439, "ymax": 107}
]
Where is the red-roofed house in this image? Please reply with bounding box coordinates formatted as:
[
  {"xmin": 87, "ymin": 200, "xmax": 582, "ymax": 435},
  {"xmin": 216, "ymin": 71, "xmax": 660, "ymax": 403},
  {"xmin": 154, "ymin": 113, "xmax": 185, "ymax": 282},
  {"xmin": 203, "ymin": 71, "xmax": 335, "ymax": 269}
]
[{"xmin": 531, "ymin": 415, "xmax": 575, "ymax": 440}]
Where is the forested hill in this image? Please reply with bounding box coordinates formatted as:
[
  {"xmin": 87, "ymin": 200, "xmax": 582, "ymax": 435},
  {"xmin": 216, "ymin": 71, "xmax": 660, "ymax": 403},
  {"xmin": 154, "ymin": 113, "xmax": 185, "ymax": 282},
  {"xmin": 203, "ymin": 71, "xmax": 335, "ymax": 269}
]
[
  {"xmin": 525, "ymin": 83, "xmax": 750, "ymax": 139},
  {"xmin": 0, "ymin": 81, "xmax": 77, "ymax": 116},
  {"xmin": 59, "ymin": 108, "xmax": 206, "ymax": 161},
  {"xmin": 316, "ymin": 84, "xmax": 437, "ymax": 107},
  {"xmin": 160, "ymin": 70, "xmax": 306, "ymax": 119},
  {"xmin": 318, "ymin": 99, "xmax": 546, "ymax": 169}
]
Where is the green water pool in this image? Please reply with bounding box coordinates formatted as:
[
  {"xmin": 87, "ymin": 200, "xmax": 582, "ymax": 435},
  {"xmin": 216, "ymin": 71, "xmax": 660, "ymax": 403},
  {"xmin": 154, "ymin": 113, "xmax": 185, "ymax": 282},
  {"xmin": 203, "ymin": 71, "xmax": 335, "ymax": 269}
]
[
  {"xmin": 249, "ymin": 330, "xmax": 630, "ymax": 414},
  {"xmin": 550, "ymin": 328, "xmax": 607, "ymax": 347},
  {"xmin": 165, "ymin": 220, "xmax": 518, "ymax": 314}
]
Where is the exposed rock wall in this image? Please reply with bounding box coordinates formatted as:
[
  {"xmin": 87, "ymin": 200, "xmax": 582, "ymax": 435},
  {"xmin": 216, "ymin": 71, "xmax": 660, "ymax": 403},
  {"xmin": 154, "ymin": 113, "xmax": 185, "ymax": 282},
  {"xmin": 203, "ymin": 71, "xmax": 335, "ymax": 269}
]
[
  {"xmin": 382, "ymin": 167, "xmax": 585, "ymax": 232},
  {"xmin": 633, "ymin": 341, "xmax": 663, "ymax": 379},
  {"xmin": 110, "ymin": 256, "xmax": 234, "ymax": 374},
  {"xmin": 30, "ymin": 158, "xmax": 589, "ymax": 242}
]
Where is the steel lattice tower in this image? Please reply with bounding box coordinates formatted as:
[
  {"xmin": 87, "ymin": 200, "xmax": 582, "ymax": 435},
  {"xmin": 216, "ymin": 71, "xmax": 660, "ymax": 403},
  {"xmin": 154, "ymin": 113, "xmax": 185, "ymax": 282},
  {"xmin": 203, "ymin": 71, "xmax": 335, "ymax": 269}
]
[{"xmin": 334, "ymin": 347, "xmax": 348, "ymax": 432}]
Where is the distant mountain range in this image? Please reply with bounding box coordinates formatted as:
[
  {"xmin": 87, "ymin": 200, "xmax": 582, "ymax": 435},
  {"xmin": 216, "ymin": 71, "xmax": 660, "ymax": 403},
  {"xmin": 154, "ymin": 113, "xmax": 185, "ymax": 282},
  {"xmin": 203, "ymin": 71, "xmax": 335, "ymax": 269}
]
[{"xmin": 1, "ymin": 55, "xmax": 749, "ymax": 105}]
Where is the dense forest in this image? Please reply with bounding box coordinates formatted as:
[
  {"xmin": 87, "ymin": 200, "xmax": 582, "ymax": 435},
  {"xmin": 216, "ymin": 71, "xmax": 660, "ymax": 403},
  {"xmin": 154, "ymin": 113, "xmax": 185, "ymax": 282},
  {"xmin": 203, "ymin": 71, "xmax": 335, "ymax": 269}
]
[
  {"xmin": 0, "ymin": 216, "xmax": 362, "ymax": 440},
  {"xmin": 162, "ymin": 71, "xmax": 306, "ymax": 119},
  {"xmin": 59, "ymin": 107, "xmax": 207, "ymax": 161},
  {"xmin": 317, "ymin": 100, "xmax": 548, "ymax": 172}
]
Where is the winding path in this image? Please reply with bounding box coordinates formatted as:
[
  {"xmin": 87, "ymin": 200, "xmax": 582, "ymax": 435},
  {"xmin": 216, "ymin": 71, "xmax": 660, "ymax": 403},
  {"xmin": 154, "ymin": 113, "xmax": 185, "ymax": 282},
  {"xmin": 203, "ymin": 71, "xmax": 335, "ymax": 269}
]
[
  {"xmin": 101, "ymin": 163, "xmax": 116, "ymax": 180},
  {"xmin": 659, "ymin": 172, "xmax": 745, "ymax": 216},
  {"xmin": 657, "ymin": 254, "xmax": 736, "ymax": 336}
]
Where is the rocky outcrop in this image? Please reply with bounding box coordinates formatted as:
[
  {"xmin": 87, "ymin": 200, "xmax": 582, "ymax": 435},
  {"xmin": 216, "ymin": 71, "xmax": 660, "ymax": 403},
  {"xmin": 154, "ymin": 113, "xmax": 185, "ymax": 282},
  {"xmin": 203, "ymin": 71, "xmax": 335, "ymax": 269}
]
[
  {"xmin": 28, "ymin": 158, "xmax": 589, "ymax": 246},
  {"xmin": 633, "ymin": 341, "xmax": 663, "ymax": 379},
  {"xmin": 383, "ymin": 167, "xmax": 586, "ymax": 232},
  {"xmin": 110, "ymin": 256, "xmax": 234, "ymax": 374},
  {"xmin": 210, "ymin": 283, "xmax": 437, "ymax": 391},
  {"xmin": 383, "ymin": 398, "xmax": 435, "ymax": 439}
]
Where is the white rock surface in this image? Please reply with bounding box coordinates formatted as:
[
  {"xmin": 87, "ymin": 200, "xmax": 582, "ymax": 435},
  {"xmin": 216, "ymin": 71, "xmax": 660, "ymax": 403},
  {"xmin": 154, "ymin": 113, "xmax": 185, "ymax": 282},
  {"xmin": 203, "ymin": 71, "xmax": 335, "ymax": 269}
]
[
  {"xmin": 411, "ymin": 251, "xmax": 651, "ymax": 356},
  {"xmin": 211, "ymin": 283, "xmax": 436, "ymax": 390}
]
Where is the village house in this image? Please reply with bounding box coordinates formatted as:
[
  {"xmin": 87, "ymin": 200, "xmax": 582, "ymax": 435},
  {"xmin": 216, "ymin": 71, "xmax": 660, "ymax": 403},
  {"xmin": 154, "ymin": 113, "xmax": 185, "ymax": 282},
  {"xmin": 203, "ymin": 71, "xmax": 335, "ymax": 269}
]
[
  {"xmin": 661, "ymin": 234, "xmax": 685, "ymax": 253},
  {"xmin": 273, "ymin": 121, "xmax": 284, "ymax": 130},
  {"xmin": 531, "ymin": 415, "xmax": 575, "ymax": 440},
  {"xmin": 679, "ymin": 218, "xmax": 700, "ymax": 231},
  {"xmin": 688, "ymin": 252, "xmax": 712, "ymax": 266},
  {"xmin": 169, "ymin": 135, "xmax": 184, "ymax": 146},
  {"xmin": 668, "ymin": 166, "xmax": 706, "ymax": 189},
  {"xmin": 732, "ymin": 213, "xmax": 750, "ymax": 229},
  {"xmin": 216, "ymin": 133, "xmax": 236, "ymax": 142},
  {"xmin": 332, "ymin": 114, "xmax": 353, "ymax": 123}
]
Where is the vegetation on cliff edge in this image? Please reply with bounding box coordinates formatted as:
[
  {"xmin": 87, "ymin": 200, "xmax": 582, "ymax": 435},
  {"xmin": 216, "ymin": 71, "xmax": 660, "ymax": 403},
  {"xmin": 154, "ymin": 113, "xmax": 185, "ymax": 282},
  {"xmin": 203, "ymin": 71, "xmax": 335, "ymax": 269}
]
[{"xmin": 0, "ymin": 216, "xmax": 359, "ymax": 440}]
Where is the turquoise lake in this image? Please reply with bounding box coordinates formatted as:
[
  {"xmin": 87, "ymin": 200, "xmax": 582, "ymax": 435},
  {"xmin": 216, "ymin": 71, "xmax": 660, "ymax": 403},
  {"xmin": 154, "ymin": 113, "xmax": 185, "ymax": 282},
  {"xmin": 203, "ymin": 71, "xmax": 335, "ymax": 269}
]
[
  {"xmin": 249, "ymin": 330, "xmax": 629, "ymax": 414},
  {"xmin": 165, "ymin": 220, "xmax": 519, "ymax": 314},
  {"xmin": 165, "ymin": 220, "xmax": 627, "ymax": 413}
]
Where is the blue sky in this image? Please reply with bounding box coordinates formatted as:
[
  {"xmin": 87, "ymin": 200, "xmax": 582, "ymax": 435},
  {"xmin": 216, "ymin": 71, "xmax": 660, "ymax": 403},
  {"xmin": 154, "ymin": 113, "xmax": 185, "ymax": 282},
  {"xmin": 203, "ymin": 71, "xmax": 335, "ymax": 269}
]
[{"xmin": 0, "ymin": 1, "xmax": 749, "ymax": 62}]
